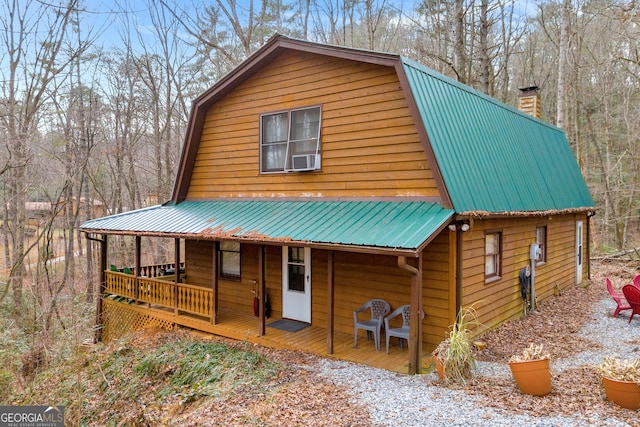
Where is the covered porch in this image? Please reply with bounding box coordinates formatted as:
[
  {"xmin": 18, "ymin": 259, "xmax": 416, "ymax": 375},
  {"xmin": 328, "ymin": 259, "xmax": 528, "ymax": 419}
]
[
  {"xmin": 83, "ymin": 200, "xmax": 456, "ymax": 375},
  {"xmin": 100, "ymin": 269, "xmax": 433, "ymax": 373}
]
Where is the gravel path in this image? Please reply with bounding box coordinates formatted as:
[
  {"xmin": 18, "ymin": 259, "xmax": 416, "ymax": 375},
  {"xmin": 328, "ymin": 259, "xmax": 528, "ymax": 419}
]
[{"xmin": 307, "ymin": 297, "xmax": 637, "ymax": 427}]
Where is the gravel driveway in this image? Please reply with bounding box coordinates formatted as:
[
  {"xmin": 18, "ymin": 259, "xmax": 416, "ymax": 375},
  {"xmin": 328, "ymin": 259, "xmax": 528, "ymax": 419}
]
[{"xmin": 306, "ymin": 275, "xmax": 640, "ymax": 427}]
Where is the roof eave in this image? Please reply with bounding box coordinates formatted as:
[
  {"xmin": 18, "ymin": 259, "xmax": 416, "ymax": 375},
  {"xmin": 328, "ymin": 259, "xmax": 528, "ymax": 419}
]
[
  {"xmin": 457, "ymin": 206, "xmax": 598, "ymax": 219},
  {"xmin": 81, "ymin": 229, "xmax": 424, "ymax": 257}
]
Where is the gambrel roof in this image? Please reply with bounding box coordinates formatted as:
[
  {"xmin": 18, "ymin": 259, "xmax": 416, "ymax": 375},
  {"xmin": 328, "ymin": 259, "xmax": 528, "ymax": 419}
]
[
  {"xmin": 80, "ymin": 35, "xmax": 594, "ymax": 253},
  {"xmin": 401, "ymin": 57, "xmax": 594, "ymax": 213},
  {"xmin": 171, "ymin": 35, "xmax": 594, "ymax": 213}
]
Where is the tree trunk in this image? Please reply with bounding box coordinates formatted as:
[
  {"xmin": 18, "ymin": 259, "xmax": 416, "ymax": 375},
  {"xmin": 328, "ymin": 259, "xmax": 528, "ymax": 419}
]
[{"xmin": 556, "ymin": 0, "xmax": 571, "ymax": 129}]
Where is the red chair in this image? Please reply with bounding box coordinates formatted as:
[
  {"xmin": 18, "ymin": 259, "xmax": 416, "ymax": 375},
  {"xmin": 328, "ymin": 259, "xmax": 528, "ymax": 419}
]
[
  {"xmin": 607, "ymin": 278, "xmax": 631, "ymax": 317},
  {"xmin": 622, "ymin": 285, "xmax": 640, "ymax": 324}
]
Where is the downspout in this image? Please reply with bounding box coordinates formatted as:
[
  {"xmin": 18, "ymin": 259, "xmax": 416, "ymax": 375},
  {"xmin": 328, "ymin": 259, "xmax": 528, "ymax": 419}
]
[
  {"xmin": 398, "ymin": 254, "xmax": 423, "ymax": 375},
  {"xmin": 587, "ymin": 211, "xmax": 596, "ymax": 281},
  {"xmin": 455, "ymin": 227, "xmax": 463, "ymax": 315}
]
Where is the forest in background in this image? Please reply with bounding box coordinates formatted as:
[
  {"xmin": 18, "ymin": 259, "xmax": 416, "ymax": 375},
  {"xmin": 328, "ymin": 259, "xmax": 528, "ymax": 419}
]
[{"xmin": 0, "ymin": 0, "xmax": 638, "ymax": 402}]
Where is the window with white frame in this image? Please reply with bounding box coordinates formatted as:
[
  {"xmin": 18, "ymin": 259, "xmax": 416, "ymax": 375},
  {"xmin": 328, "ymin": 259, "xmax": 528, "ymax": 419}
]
[
  {"xmin": 536, "ymin": 226, "xmax": 547, "ymax": 264},
  {"xmin": 485, "ymin": 231, "xmax": 502, "ymax": 281},
  {"xmin": 260, "ymin": 106, "xmax": 321, "ymax": 173},
  {"xmin": 219, "ymin": 241, "xmax": 240, "ymax": 280}
]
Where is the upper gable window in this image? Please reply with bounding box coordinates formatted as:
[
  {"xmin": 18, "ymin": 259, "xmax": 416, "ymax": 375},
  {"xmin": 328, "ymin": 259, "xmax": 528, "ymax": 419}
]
[{"xmin": 260, "ymin": 106, "xmax": 321, "ymax": 173}]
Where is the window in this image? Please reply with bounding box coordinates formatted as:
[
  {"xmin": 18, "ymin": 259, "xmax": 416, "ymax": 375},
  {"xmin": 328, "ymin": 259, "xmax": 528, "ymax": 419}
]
[
  {"xmin": 219, "ymin": 241, "xmax": 240, "ymax": 279},
  {"xmin": 536, "ymin": 226, "xmax": 547, "ymax": 264},
  {"xmin": 260, "ymin": 106, "xmax": 321, "ymax": 173},
  {"xmin": 286, "ymin": 247, "xmax": 306, "ymax": 292},
  {"xmin": 485, "ymin": 231, "xmax": 502, "ymax": 281}
]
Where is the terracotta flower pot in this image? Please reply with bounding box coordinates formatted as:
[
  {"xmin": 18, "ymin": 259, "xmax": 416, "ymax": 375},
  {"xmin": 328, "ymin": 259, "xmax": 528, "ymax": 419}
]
[
  {"xmin": 508, "ymin": 358, "xmax": 551, "ymax": 396},
  {"xmin": 434, "ymin": 355, "xmax": 444, "ymax": 379},
  {"xmin": 602, "ymin": 376, "xmax": 640, "ymax": 410}
]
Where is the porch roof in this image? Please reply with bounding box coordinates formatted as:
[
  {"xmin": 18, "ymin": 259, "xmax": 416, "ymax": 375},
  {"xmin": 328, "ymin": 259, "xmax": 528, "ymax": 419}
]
[{"xmin": 80, "ymin": 200, "xmax": 454, "ymax": 255}]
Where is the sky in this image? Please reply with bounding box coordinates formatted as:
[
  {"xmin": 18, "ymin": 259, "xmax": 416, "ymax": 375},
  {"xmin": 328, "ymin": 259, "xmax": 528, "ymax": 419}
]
[
  {"xmin": 80, "ymin": 0, "xmax": 536, "ymax": 54},
  {"xmin": 82, "ymin": 0, "xmax": 426, "ymax": 52}
]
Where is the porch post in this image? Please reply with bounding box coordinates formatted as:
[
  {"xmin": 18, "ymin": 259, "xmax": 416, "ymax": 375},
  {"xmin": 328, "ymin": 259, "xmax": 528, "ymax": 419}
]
[
  {"xmin": 398, "ymin": 254, "xmax": 423, "ymax": 375},
  {"xmin": 94, "ymin": 234, "xmax": 107, "ymax": 343},
  {"xmin": 326, "ymin": 251, "xmax": 335, "ymax": 354},
  {"xmin": 174, "ymin": 238, "xmax": 180, "ymax": 315},
  {"xmin": 258, "ymin": 245, "xmax": 266, "ymax": 336},
  {"xmin": 410, "ymin": 253, "xmax": 423, "ymax": 374},
  {"xmin": 211, "ymin": 241, "xmax": 219, "ymax": 324},
  {"xmin": 211, "ymin": 240, "xmax": 219, "ymax": 325},
  {"xmin": 134, "ymin": 235, "xmax": 141, "ymax": 301}
]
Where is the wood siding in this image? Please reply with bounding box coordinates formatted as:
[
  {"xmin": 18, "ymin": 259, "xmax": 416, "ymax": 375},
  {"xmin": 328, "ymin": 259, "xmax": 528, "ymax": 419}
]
[
  {"xmin": 186, "ymin": 51, "xmax": 437, "ymax": 199},
  {"xmin": 459, "ymin": 214, "xmax": 588, "ymax": 333},
  {"xmin": 421, "ymin": 231, "xmax": 455, "ymax": 350}
]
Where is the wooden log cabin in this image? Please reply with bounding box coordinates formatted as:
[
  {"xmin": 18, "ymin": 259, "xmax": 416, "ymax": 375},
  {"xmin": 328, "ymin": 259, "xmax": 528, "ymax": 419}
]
[{"xmin": 80, "ymin": 35, "xmax": 595, "ymax": 374}]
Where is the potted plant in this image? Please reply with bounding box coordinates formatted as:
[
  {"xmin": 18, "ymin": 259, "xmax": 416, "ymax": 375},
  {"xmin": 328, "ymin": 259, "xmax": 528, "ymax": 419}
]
[
  {"xmin": 432, "ymin": 306, "xmax": 477, "ymax": 384},
  {"xmin": 598, "ymin": 357, "xmax": 640, "ymax": 410},
  {"xmin": 508, "ymin": 343, "xmax": 551, "ymax": 396}
]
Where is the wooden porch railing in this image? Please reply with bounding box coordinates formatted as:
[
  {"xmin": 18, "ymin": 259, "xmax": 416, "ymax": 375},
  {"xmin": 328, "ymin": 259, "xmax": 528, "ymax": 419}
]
[
  {"xmin": 138, "ymin": 262, "xmax": 185, "ymax": 278},
  {"xmin": 105, "ymin": 269, "xmax": 212, "ymax": 320},
  {"xmin": 106, "ymin": 271, "xmax": 136, "ymax": 299},
  {"xmin": 138, "ymin": 276, "xmax": 174, "ymax": 307},
  {"xmin": 177, "ymin": 283, "xmax": 213, "ymax": 317}
]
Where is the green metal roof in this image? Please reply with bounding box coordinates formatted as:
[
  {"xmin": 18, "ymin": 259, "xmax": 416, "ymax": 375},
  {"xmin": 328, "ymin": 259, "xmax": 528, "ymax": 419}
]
[
  {"xmin": 401, "ymin": 57, "xmax": 595, "ymax": 213},
  {"xmin": 80, "ymin": 200, "xmax": 454, "ymax": 254}
]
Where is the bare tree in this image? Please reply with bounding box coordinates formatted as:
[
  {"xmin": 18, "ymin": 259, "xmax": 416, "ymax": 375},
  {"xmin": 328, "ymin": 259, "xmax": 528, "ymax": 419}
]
[
  {"xmin": 0, "ymin": 0, "xmax": 89, "ymax": 318},
  {"xmin": 556, "ymin": 0, "xmax": 571, "ymax": 129}
]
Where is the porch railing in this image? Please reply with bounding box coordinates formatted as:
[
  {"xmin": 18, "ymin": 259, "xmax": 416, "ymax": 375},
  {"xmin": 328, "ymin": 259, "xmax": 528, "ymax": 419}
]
[
  {"xmin": 106, "ymin": 271, "xmax": 136, "ymax": 300},
  {"xmin": 139, "ymin": 262, "xmax": 185, "ymax": 278},
  {"xmin": 105, "ymin": 270, "xmax": 212, "ymax": 320},
  {"xmin": 177, "ymin": 283, "xmax": 213, "ymax": 317},
  {"xmin": 138, "ymin": 276, "xmax": 174, "ymax": 307}
]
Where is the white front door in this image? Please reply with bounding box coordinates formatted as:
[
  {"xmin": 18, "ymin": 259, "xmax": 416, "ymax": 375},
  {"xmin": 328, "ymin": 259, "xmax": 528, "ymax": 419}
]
[
  {"xmin": 282, "ymin": 246, "xmax": 311, "ymax": 323},
  {"xmin": 576, "ymin": 221, "xmax": 583, "ymax": 285}
]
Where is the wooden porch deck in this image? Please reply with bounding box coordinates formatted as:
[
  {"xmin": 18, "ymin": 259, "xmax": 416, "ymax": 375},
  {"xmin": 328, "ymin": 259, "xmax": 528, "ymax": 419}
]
[{"xmin": 109, "ymin": 298, "xmax": 434, "ymax": 374}]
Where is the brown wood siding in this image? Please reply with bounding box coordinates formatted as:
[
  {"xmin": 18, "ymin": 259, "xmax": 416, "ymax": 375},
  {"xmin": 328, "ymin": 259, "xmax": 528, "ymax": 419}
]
[
  {"xmin": 184, "ymin": 240, "xmax": 213, "ymax": 287},
  {"xmin": 185, "ymin": 240, "xmax": 452, "ymax": 352},
  {"xmin": 186, "ymin": 51, "xmax": 437, "ymax": 199},
  {"xmin": 184, "ymin": 241, "xmax": 276, "ymax": 316},
  {"xmin": 459, "ymin": 214, "xmax": 588, "ymax": 334},
  {"xmin": 421, "ymin": 231, "xmax": 453, "ymax": 351},
  {"xmin": 335, "ymin": 253, "xmax": 410, "ymax": 329}
]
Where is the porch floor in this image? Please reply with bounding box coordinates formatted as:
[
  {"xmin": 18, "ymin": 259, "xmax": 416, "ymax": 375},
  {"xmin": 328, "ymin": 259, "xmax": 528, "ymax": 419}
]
[{"xmin": 118, "ymin": 300, "xmax": 434, "ymax": 374}]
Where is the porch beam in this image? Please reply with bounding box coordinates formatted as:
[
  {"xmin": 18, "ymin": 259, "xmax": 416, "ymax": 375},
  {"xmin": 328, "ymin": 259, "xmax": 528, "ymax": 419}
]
[
  {"xmin": 258, "ymin": 245, "xmax": 266, "ymax": 336},
  {"xmin": 326, "ymin": 251, "xmax": 334, "ymax": 354},
  {"xmin": 212, "ymin": 241, "xmax": 219, "ymax": 324},
  {"xmin": 398, "ymin": 254, "xmax": 423, "ymax": 375}
]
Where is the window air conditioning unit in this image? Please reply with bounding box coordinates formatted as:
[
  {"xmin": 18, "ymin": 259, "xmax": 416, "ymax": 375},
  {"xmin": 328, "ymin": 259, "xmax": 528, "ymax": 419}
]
[{"xmin": 291, "ymin": 154, "xmax": 318, "ymax": 171}]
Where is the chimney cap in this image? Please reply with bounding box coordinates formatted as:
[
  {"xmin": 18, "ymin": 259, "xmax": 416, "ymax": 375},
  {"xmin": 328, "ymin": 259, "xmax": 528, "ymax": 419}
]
[{"xmin": 518, "ymin": 85, "xmax": 539, "ymax": 95}]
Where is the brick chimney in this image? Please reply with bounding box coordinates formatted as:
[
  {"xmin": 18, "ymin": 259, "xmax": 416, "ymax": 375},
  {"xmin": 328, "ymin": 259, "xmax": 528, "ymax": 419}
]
[{"xmin": 518, "ymin": 86, "xmax": 541, "ymax": 118}]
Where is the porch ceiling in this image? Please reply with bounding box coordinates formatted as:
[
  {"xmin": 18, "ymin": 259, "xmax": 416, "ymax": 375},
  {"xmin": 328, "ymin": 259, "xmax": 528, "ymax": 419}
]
[{"xmin": 80, "ymin": 200, "xmax": 454, "ymax": 255}]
